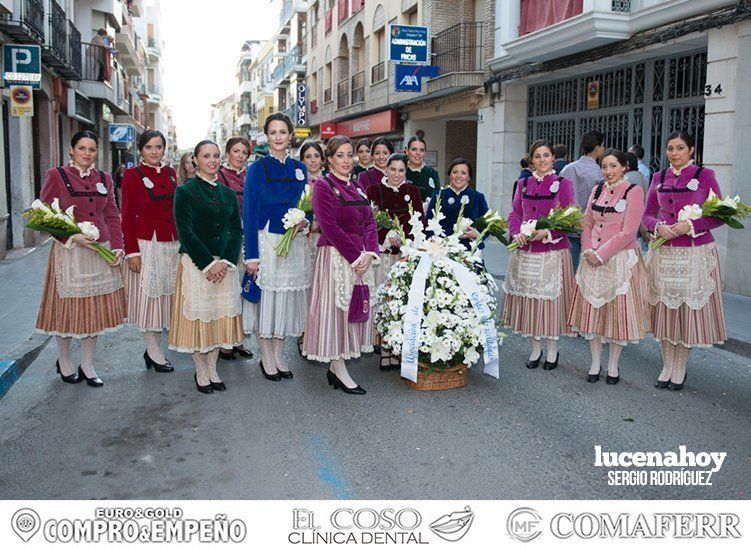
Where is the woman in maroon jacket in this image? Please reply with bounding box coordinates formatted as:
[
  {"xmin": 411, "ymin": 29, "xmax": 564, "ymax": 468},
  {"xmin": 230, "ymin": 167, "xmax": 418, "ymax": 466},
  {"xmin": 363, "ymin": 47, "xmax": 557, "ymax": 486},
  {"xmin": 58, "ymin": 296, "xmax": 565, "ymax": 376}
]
[
  {"xmin": 217, "ymin": 136, "xmax": 254, "ymax": 360},
  {"xmin": 302, "ymin": 136, "xmax": 380, "ymax": 394},
  {"xmin": 121, "ymin": 129, "xmax": 179, "ymax": 372},
  {"xmin": 36, "ymin": 130, "xmax": 126, "ymax": 387}
]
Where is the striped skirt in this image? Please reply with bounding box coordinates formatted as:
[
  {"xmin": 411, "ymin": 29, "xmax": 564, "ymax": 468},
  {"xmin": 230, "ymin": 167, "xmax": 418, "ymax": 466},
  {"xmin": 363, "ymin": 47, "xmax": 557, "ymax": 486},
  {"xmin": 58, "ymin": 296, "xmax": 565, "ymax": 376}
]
[
  {"xmin": 568, "ymin": 254, "xmax": 649, "ymax": 345},
  {"xmin": 501, "ymin": 249, "xmax": 575, "ymax": 339},
  {"xmin": 648, "ymin": 247, "xmax": 726, "ymax": 348},
  {"xmin": 122, "ymin": 240, "xmax": 179, "ymax": 332},
  {"xmin": 168, "ymin": 260, "xmax": 243, "ymax": 354},
  {"xmin": 302, "ymin": 246, "xmax": 374, "ymax": 363},
  {"xmin": 36, "ymin": 246, "xmax": 126, "ymax": 338}
]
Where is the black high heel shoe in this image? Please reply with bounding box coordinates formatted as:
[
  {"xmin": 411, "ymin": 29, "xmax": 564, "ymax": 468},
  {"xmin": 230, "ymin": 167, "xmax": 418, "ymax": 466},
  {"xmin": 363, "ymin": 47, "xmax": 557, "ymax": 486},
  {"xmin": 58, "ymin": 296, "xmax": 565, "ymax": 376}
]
[
  {"xmin": 219, "ymin": 349, "xmax": 238, "ymax": 360},
  {"xmin": 56, "ymin": 360, "xmax": 79, "ymax": 384},
  {"xmin": 327, "ymin": 369, "xmax": 366, "ymax": 395},
  {"xmin": 606, "ymin": 374, "xmax": 620, "ymax": 385},
  {"xmin": 586, "ymin": 369, "xmax": 601, "ymax": 383},
  {"xmin": 143, "ymin": 350, "xmax": 174, "ymax": 373},
  {"xmin": 194, "ymin": 373, "xmax": 213, "ymax": 394},
  {"xmin": 654, "ymin": 379, "xmax": 670, "ymax": 389},
  {"xmin": 233, "ymin": 346, "xmax": 253, "ymax": 358},
  {"xmin": 210, "ymin": 379, "xmax": 227, "ymax": 391},
  {"xmin": 542, "ymin": 353, "xmax": 559, "ymax": 370},
  {"xmin": 259, "ymin": 360, "xmax": 281, "ymax": 381},
  {"xmin": 525, "ymin": 354, "xmax": 541, "ymax": 369},
  {"xmin": 278, "ymin": 369, "xmax": 293, "ymax": 379},
  {"xmin": 77, "ymin": 366, "xmax": 103, "ymax": 388},
  {"xmin": 667, "ymin": 371, "xmax": 686, "ymax": 391}
]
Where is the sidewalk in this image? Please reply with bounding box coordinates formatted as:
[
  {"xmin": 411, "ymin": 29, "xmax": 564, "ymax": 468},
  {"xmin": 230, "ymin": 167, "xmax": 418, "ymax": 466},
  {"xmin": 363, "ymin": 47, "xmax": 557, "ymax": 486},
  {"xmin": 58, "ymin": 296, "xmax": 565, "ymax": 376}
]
[
  {"xmin": 0, "ymin": 240, "xmax": 51, "ymax": 397},
  {"xmin": 483, "ymin": 240, "xmax": 751, "ymax": 355}
]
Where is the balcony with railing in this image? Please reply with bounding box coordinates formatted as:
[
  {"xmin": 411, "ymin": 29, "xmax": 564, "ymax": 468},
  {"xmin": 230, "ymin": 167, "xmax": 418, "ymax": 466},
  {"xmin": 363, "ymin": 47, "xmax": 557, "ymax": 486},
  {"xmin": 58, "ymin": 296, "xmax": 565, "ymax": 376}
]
[
  {"xmin": 79, "ymin": 42, "xmax": 129, "ymax": 114},
  {"xmin": 271, "ymin": 45, "xmax": 305, "ymax": 86},
  {"xmin": 350, "ymin": 71, "xmax": 364, "ymax": 105},
  {"xmin": 336, "ymin": 79, "xmax": 349, "ymax": 109},
  {"xmin": 371, "ymin": 62, "xmax": 386, "ymax": 85},
  {"xmin": 146, "ymin": 36, "xmax": 161, "ymax": 61},
  {"xmin": 491, "ymin": 0, "xmax": 709, "ymax": 69},
  {"xmin": 426, "ymin": 21, "xmax": 486, "ymax": 95},
  {"xmin": 42, "ymin": 1, "xmax": 66, "ymax": 67},
  {"xmin": 0, "ymin": 0, "xmax": 45, "ymax": 44},
  {"xmin": 116, "ymin": 20, "xmax": 145, "ymax": 76},
  {"xmin": 67, "ymin": 21, "xmax": 82, "ymax": 79}
]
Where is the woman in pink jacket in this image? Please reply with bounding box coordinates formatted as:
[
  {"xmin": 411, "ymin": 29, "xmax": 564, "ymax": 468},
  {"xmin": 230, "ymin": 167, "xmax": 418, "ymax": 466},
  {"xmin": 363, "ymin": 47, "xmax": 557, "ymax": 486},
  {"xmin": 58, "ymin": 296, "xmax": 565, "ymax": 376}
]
[{"xmin": 568, "ymin": 149, "xmax": 649, "ymax": 384}]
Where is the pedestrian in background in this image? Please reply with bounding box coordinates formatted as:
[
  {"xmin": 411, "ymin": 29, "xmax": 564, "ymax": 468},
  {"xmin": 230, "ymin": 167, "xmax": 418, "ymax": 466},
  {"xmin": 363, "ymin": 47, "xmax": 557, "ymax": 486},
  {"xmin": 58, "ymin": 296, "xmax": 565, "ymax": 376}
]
[
  {"xmin": 302, "ymin": 136, "xmax": 379, "ymax": 395},
  {"xmin": 36, "ymin": 130, "xmax": 126, "ymax": 388},
  {"xmin": 357, "ymin": 136, "xmax": 393, "ymax": 189},
  {"xmin": 568, "ymin": 149, "xmax": 648, "ymax": 385},
  {"xmin": 643, "ymin": 131, "xmax": 726, "ymax": 391},
  {"xmin": 169, "ymin": 140, "xmax": 243, "ymax": 394},
  {"xmin": 177, "ymin": 151, "xmax": 196, "ymax": 184},
  {"xmin": 425, "ymin": 158, "xmax": 488, "ymax": 251},
  {"xmin": 121, "ymin": 129, "xmax": 180, "ymax": 374},
  {"xmin": 628, "ymin": 143, "xmax": 652, "ymax": 184},
  {"xmin": 243, "ymin": 113, "xmax": 310, "ymax": 381},
  {"xmin": 217, "ymin": 136, "xmax": 254, "ymax": 361},
  {"xmin": 553, "ymin": 143, "xmax": 568, "ymax": 174},
  {"xmin": 560, "ymin": 130, "xmax": 605, "ymax": 270},
  {"xmin": 352, "ymin": 138, "xmax": 373, "ymax": 180},
  {"xmin": 406, "ymin": 136, "xmax": 441, "ymax": 207},
  {"xmin": 624, "ymin": 150, "xmax": 651, "ymax": 249},
  {"xmin": 503, "ymin": 139, "xmax": 575, "ymax": 371},
  {"xmin": 366, "ymin": 152, "xmax": 423, "ymax": 370}
]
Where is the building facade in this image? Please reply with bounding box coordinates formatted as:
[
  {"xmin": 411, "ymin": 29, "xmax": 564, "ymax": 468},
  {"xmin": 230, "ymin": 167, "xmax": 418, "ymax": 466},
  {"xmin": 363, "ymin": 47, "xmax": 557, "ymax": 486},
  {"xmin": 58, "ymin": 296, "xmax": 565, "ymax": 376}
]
[
  {"xmin": 0, "ymin": 0, "xmax": 174, "ymax": 259},
  {"xmin": 478, "ymin": 0, "xmax": 751, "ymax": 295}
]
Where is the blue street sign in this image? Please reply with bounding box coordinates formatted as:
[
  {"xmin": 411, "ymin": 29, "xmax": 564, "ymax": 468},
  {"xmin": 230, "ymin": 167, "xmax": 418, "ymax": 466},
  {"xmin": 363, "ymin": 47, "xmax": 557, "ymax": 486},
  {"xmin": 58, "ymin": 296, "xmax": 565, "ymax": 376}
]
[
  {"xmin": 395, "ymin": 64, "xmax": 441, "ymax": 92},
  {"xmin": 3, "ymin": 45, "xmax": 42, "ymax": 90},
  {"xmin": 108, "ymin": 124, "xmax": 135, "ymax": 143},
  {"xmin": 388, "ymin": 24, "xmax": 429, "ymax": 64}
]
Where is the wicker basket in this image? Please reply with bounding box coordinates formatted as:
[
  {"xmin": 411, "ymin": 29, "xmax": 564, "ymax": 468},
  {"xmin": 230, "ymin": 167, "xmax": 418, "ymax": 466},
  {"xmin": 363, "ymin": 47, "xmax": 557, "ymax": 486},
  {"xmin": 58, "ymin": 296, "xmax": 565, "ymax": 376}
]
[{"xmin": 403, "ymin": 362, "xmax": 468, "ymax": 391}]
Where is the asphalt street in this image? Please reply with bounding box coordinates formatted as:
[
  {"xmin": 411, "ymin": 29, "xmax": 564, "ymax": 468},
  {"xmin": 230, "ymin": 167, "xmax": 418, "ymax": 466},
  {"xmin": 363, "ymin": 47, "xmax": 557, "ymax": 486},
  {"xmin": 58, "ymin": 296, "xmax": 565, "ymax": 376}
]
[{"xmin": 1, "ymin": 319, "xmax": 749, "ymax": 500}]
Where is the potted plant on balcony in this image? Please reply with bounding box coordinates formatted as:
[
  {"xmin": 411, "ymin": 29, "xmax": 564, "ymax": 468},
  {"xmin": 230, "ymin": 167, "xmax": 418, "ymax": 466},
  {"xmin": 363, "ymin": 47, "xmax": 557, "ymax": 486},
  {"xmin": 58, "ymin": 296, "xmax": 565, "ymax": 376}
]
[{"xmin": 374, "ymin": 203, "xmax": 502, "ymax": 391}]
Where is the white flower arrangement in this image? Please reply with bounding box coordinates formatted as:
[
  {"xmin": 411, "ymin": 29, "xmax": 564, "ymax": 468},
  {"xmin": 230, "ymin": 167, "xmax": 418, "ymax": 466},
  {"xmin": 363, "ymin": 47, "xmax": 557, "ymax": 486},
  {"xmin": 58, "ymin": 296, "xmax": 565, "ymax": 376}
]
[{"xmin": 374, "ymin": 201, "xmax": 501, "ymax": 372}]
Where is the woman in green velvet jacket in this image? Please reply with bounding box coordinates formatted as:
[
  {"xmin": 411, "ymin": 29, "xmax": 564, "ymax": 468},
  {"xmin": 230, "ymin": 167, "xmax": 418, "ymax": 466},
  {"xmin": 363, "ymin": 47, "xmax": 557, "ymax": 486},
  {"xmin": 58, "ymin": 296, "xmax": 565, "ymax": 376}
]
[{"xmin": 168, "ymin": 140, "xmax": 244, "ymax": 394}]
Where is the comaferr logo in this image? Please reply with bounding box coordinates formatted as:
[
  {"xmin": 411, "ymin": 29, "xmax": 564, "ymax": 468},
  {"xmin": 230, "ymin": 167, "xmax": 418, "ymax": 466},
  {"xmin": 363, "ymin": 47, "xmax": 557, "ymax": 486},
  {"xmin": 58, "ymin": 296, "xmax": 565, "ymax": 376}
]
[{"xmin": 550, "ymin": 512, "xmax": 741, "ymax": 539}]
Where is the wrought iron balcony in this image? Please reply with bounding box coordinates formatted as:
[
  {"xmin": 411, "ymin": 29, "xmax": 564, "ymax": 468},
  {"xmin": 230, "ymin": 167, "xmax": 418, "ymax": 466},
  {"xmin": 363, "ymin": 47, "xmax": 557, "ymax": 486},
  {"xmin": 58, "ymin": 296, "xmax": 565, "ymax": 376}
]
[
  {"xmin": 67, "ymin": 21, "xmax": 82, "ymax": 79},
  {"xmin": 42, "ymin": 0, "xmax": 66, "ymax": 69},
  {"xmin": 371, "ymin": 62, "xmax": 385, "ymax": 84},
  {"xmin": 0, "ymin": 0, "xmax": 46, "ymax": 44},
  {"xmin": 351, "ymin": 71, "xmax": 364, "ymax": 105},
  {"xmin": 431, "ymin": 21, "xmax": 485, "ymax": 75},
  {"xmin": 337, "ymin": 79, "xmax": 349, "ymax": 109}
]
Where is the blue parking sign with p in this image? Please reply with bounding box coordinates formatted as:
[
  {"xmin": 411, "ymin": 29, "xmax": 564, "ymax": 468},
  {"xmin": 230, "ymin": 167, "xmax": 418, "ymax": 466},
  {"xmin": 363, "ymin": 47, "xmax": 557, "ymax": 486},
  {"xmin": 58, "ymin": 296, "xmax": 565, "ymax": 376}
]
[{"xmin": 3, "ymin": 45, "xmax": 42, "ymax": 90}]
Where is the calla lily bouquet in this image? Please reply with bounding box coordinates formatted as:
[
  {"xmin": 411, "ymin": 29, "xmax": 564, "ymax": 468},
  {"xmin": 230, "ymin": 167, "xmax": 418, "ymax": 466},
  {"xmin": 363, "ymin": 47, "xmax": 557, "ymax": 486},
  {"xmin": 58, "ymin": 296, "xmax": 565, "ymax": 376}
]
[
  {"xmin": 472, "ymin": 209, "xmax": 509, "ymax": 246},
  {"xmin": 374, "ymin": 201, "xmax": 501, "ymax": 371},
  {"xmin": 506, "ymin": 205, "xmax": 584, "ymax": 251},
  {"xmin": 275, "ymin": 184, "xmax": 313, "ymax": 257},
  {"xmin": 23, "ymin": 199, "xmax": 117, "ymax": 264},
  {"xmin": 650, "ymin": 191, "xmax": 751, "ymax": 249}
]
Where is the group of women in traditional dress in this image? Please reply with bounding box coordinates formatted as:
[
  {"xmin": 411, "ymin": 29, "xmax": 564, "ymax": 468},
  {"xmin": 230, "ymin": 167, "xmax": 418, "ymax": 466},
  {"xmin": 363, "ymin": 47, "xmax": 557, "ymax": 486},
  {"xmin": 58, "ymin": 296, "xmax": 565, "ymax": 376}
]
[
  {"xmin": 35, "ymin": 113, "xmax": 725, "ymax": 396},
  {"xmin": 502, "ymin": 131, "xmax": 726, "ymax": 390}
]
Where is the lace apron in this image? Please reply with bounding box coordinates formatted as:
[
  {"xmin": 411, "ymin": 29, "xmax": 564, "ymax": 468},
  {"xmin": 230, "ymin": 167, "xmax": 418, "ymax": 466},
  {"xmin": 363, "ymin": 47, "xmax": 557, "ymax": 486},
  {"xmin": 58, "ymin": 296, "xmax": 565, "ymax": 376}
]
[
  {"xmin": 54, "ymin": 241, "xmax": 122, "ymax": 298},
  {"xmin": 502, "ymin": 249, "xmax": 564, "ymax": 301},
  {"xmin": 180, "ymin": 255, "xmax": 242, "ymax": 322},
  {"xmin": 138, "ymin": 236, "xmax": 180, "ymax": 298},
  {"xmin": 256, "ymin": 224, "xmax": 311, "ymax": 292},
  {"xmin": 576, "ymin": 249, "xmax": 638, "ymax": 308},
  {"xmin": 646, "ymin": 243, "xmax": 717, "ymax": 310}
]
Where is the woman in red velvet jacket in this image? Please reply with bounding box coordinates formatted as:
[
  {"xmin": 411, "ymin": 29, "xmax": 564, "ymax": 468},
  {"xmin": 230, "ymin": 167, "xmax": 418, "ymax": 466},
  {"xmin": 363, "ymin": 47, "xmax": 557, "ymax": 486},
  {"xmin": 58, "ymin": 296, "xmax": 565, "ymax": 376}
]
[
  {"xmin": 121, "ymin": 129, "xmax": 179, "ymax": 373},
  {"xmin": 36, "ymin": 130, "xmax": 126, "ymax": 387}
]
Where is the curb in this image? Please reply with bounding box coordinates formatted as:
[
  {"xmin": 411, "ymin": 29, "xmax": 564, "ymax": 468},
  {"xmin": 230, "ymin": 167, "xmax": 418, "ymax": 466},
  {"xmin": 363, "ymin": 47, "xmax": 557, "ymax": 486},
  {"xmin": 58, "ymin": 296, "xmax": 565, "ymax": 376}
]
[{"xmin": 0, "ymin": 334, "xmax": 51, "ymax": 400}]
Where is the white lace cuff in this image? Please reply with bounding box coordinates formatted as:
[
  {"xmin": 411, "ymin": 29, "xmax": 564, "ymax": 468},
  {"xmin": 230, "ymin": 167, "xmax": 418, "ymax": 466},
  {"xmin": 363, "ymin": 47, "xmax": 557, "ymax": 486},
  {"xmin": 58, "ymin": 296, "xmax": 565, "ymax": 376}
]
[
  {"xmin": 542, "ymin": 230, "xmax": 562, "ymax": 245},
  {"xmin": 244, "ymin": 258, "xmax": 260, "ymax": 265},
  {"xmin": 221, "ymin": 259, "xmax": 237, "ymax": 270},
  {"xmin": 125, "ymin": 252, "xmax": 141, "ymax": 259},
  {"xmin": 202, "ymin": 259, "xmax": 218, "ymax": 273}
]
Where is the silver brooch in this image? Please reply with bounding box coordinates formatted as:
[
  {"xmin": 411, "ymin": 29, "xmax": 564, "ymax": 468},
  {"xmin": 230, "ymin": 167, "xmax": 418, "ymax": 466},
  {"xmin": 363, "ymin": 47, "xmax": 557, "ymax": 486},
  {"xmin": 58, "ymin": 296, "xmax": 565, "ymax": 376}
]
[
  {"xmin": 96, "ymin": 182, "xmax": 108, "ymax": 195},
  {"xmin": 614, "ymin": 199, "xmax": 627, "ymax": 213}
]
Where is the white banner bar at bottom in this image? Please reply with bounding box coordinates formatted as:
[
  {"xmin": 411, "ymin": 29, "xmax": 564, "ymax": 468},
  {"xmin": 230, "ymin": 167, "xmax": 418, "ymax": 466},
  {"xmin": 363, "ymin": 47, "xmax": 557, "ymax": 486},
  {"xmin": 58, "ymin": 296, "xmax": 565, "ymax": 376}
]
[{"xmin": 0, "ymin": 499, "xmax": 748, "ymax": 548}]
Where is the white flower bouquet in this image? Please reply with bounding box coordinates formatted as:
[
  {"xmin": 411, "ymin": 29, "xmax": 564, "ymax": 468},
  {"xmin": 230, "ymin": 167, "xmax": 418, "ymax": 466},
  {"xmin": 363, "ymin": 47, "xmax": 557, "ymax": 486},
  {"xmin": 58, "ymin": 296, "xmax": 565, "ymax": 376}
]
[
  {"xmin": 374, "ymin": 201, "xmax": 502, "ymax": 384},
  {"xmin": 275, "ymin": 184, "xmax": 313, "ymax": 257},
  {"xmin": 650, "ymin": 191, "xmax": 751, "ymax": 249},
  {"xmin": 23, "ymin": 199, "xmax": 116, "ymax": 264}
]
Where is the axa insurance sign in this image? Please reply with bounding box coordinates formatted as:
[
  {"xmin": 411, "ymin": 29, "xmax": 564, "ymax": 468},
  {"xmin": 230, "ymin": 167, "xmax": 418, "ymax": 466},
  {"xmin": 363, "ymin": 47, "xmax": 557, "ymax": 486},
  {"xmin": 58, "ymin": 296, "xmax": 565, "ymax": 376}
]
[{"xmin": 388, "ymin": 25, "xmax": 429, "ymax": 64}]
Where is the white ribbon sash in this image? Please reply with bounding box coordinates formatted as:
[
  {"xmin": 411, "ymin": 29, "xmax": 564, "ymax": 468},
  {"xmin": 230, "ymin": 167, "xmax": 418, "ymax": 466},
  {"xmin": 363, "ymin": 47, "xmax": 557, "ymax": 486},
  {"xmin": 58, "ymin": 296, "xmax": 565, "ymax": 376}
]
[{"xmin": 400, "ymin": 254, "xmax": 500, "ymax": 382}]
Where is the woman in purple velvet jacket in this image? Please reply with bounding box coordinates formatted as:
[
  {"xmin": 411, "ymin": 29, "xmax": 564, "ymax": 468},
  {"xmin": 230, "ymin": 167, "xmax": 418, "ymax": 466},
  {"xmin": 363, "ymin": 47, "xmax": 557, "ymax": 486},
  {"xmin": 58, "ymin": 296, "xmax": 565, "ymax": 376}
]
[
  {"xmin": 643, "ymin": 131, "xmax": 727, "ymax": 391},
  {"xmin": 502, "ymin": 139, "xmax": 575, "ymax": 371},
  {"xmin": 302, "ymin": 136, "xmax": 380, "ymax": 395}
]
